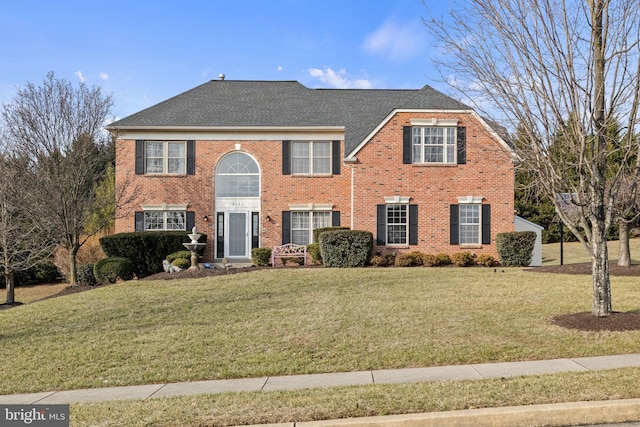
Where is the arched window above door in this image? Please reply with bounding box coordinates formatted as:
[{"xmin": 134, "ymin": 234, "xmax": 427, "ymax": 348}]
[{"xmin": 216, "ymin": 152, "xmax": 260, "ymax": 198}]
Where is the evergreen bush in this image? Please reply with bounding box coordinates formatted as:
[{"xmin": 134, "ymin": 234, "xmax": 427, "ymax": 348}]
[
  {"xmin": 496, "ymin": 231, "xmax": 537, "ymax": 266},
  {"xmin": 476, "ymin": 254, "xmax": 498, "ymax": 267},
  {"xmin": 171, "ymin": 258, "xmax": 190, "ymax": 270},
  {"xmin": 307, "ymin": 243, "xmax": 322, "ymax": 264},
  {"xmin": 251, "ymin": 247, "xmax": 272, "ymax": 266},
  {"xmin": 166, "ymin": 250, "xmax": 191, "ymax": 263},
  {"xmin": 77, "ymin": 263, "xmax": 97, "ymax": 286},
  {"xmin": 451, "ymin": 251, "xmax": 476, "ymax": 267},
  {"xmin": 100, "ymin": 232, "xmax": 206, "ymax": 278},
  {"xmin": 94, "ymin": 257, "xmax": 134, "ymax": 284},
  {"xmin": 319, "ymin": 230, "xmax": 373, "ymax": 267}
]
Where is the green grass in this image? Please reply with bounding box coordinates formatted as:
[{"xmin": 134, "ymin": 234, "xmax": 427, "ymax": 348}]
[
  {"xmin": 2, "ymin": 267, "xmax": 640, "ymax": 397},
  {"xmin": 542, "ymin": 236, "xmax": 640, "ymax": 265},
  {"xmin": 71, "ymin": 368, "xmax": 640, "ymax": 427},
  {"xmin": 5, "ymin": 249, "xmax": 640, "ymax": 426}
]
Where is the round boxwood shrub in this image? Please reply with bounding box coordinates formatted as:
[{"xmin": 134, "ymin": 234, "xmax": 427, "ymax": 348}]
[
  {"xmin": 166, "ymin": 250, "xmax": 191, "ymax": 263},
  {"xmin": 451, "ymin": 251, "xmax": 476, "ymax": 267},
  {"xmin": 171, "ymin": 258, "xmax": 190, "ymax": 270},
  {"xmin": 77, "ymin": 263, "xmax": 97, "ymax": 286},
  {"xmin": 496, "ymin": 231, "xmax": 537, "ymax": 266},
  {"xmin": 395, "ymin": 252, "xmax": 423, "ymax": 267},
  {"xmin": 320, "ymin": 230, "xmax": 373, "ymax": 268},
  {"xmin": 251, "ymin": 247, "xmax": 272, "ymax": 266},
  {"xmin": 94, "ymin": 257, "xmax": 134, "ymax": 284}
]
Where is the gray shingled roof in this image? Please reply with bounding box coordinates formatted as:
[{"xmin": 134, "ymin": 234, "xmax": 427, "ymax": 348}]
[{"xmin": 108, "ymin": 80, "xmax": 473, "ymax": 153}]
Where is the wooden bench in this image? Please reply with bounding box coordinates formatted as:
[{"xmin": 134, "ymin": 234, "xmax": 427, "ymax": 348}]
[{"xmin": 272, "ymin": 243, "xmax": 307, "ymax": 267}]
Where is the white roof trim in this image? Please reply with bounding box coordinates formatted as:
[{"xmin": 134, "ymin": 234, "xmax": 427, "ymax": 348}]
[{"xmin": 345, "ymin": 109, "xmax": 514, "ymax": 160}]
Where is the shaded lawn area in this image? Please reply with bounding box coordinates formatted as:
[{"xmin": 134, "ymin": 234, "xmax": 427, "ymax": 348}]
[{"xmin": 2, "ymin": 267, "xmax": 640, "ymax": 396}]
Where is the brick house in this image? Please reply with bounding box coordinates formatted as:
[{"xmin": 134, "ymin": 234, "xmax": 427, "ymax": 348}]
[{"xmin": 107, "ymin": 79, "xmax": 516, "ymax": 263}]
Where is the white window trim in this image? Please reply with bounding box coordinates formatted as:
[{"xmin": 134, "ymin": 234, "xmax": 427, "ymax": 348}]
[
  {"xmin": 457, "ymin": 196, "xmax": 484, "ymax": 246},
  {"xmin": 410, "ymin": 118, "xmax": 459, "ymax": 126},
  {"xmin": 289, "ymin": 203, "xmax": 333, "ymax": 211},
  {"xmin": 412, "ymin": 126, "xmax": 457, "ymax": 165},
  {"xmin": 291, "ymin": 141, "xmax": 332, "ymax": 175},
  {"xmin": 385, "ymin": 202, "xmax": 409, "ymax": 247},
  {"xmin": 145, "ymin": 141, "xmax": 187, "ymax": 174},
  {"xmin": 290, "ymin": 210, "xmax": 333, "ymax": 245},
  {"xmin": 141, "ymin": 204, "xmax": 188, "ymax": 211}
]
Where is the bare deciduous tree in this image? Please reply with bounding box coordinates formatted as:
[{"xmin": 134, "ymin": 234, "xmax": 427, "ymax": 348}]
[
  {"xmin": 0, "ymin": 152, "xmax": 55, "ymax": 305},
  {"xmin": 1, "ymin": 72, "xmax": 114, "ymax": 286},
  {"xmin": 427, "ymin": 0, "xmax": 640, "ymax": 316}
]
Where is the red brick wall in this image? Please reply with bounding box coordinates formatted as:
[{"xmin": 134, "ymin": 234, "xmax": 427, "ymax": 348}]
[
  {"xmin": 350, "ymin": 111, "xmax": 515, "ymax": 258},
  {"xmin": 115, "ymin": 111, "xmax": 514, "ymax": 261}
]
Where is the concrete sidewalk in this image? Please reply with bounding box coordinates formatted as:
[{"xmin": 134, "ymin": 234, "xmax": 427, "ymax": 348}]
[{"xmin": 3, "ymin": 354, "xmax": 640, "ymax": 425}]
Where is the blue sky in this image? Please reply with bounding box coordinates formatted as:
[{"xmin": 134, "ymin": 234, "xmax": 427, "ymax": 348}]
[{"xmin": 0, "ymin": 0, "xmax": 452, "ymax": 121}]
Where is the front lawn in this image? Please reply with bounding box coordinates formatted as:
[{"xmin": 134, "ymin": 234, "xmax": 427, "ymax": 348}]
[{"xmin": 2, "ymin": 267, "xmax": 640, "ymax": 396}]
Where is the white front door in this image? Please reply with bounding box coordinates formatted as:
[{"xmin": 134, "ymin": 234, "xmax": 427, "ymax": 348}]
[{"xmin": 227, "ymin": 211, "xmax": 249, "ymax": 258}]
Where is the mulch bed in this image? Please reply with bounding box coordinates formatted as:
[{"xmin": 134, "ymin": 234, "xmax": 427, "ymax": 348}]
[{"xmin": 12, "ymin": 263, "xmax": 640, "ymax": 332}]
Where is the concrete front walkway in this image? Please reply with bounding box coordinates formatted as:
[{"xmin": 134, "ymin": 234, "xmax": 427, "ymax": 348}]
[{"xmin": 4, "ymin": 354, "xmax": 640, "ymax": 426}]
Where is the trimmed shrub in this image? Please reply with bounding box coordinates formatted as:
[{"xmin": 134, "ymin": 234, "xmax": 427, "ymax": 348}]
[
  {"xmin": 77, "ymin": 264, "xmax": 97, "ymax": 286},
  {"xmin": 313, "ymin": 226, "xmax": 350, "ymax": 244},
  {"xmin": 422, "ymin": 254, "xmax": 438, "ymax": 267},
  {"xmin": 166, "ymin": 250, "xmax": 191, "ymax": 263},
  {"xmin": 100, "ymin": 232, "xmax": 207, "ymax": 278},
  {"xmin": 395, "ymin": 251, "xmax": 424, "ymax": 267},
  {"xmin": 496, "ymin": 231, "xmax": 537, "ymax": 266},
  {"xmin": 369, "ymin": 255, "xmax": 387, "ymax": 267},
  {"xmin": 94, "ymin": 257, "xmax": 134, "ymax": 284},
  {"xmin": 435, "ymin": 253, "xmax": 452, "ymax": 266},
  {"xmin": 251, "ymin": 247, "xmax": 271, "ymax": 266},
  {"xmin": 171, "ymin": 258, "xmax": 190, "ymax": 270},
  {"xmin": 476, "ymin": 254, "xmax": 498, "ymax": 267},
  {"xmin": 307, "ymin": 243, "xmax": 322, "ymax": 264},
  {"xmin": 319, "ymin": 230, "xmax": 373, "ymax": 268},
  {"xmin": 385, "ymin": 254, "xmax": 396, "ymax": 266},
  {"xmin": 451, "ymin": 251, "xmax": 476, "ymax": 267}
]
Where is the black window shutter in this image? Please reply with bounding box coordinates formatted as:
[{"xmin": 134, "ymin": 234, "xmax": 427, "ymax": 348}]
[
  {"xmin": 402, "ymin": 126, "xmax": 412, "ymax": 164},
  {"xmin": 282, "ymin": 141, "xmax": 291, "ymax": 175},
  {"xmin": 376, "ymin": 204, "xmax": 386, "ymax": 245},
  {"xmin": 187, "ymin": 140, "xmax": 195, "ymax": 175},
  {"xmin": 135, "ymin": 140, "xmax": 144, "ymax": 174},
  {"xmin": 457, "ymin": 127, "xmax": 466, "ymax": 165},
  {"xmin": 252, "ymin": 212, "xmax": 259, "ymax": 249},
  {"xmin": 332, "ymin": 211, "xmax": 340, "ymax": 227},
  {"xmin": 482, "ymin": 204, "xmax": 491, "ymax": 244},
  {"xmin": 135, "ymin": 211, "xmax": 144, "ymax": 232},
  {"xmin": 282, "ymin": 211, "xmax": 291, "ymax": 244},
  {"xmin": 186, "ymin": 211, "xmax": 195, "ymax": 231},
  {"xmin": 332, "ymin": 140, "xmax": 341, "ymax": 175},
  {"xmin": 409, "ymin": 204, "xmax": 418, "ymax": 245},
  {"xmin": 450, "ymin": 204, "xmax": 460, "ymax": 245},
  {"xmin": 216, "ymin": 212, "xmax": 224, "ymax": 258}
]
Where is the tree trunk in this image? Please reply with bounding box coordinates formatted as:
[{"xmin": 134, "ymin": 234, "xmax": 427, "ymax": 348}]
[
  {"xmin": 591, "ymin": 226, "xmax": 612, "ymax": 316},
  {"xmin": 68, "ymin": 245, "xmax": 79, "ymax": 286},
  {"xmin": 4, "ymin": 270, "xmax": 14, "ymax": 305},
  {"xmin": 618, "ymin": 219, "xmax": 632, "ymax": 267}
]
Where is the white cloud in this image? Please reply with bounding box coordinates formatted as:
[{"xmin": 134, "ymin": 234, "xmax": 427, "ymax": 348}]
[
  {"xmin": 307, "ymin": 67, "xmax": 372, "ymax": 89},
  {"xmin": 362, "ymin": 20, "xmax": 425, "ymax": 61},
  {"xmin": 74, "ymin": 70, "xmax": 86, "ymax": 83},
  {"xmin": 277, "ymin": 65, "xmax": 283, "ymax": 72},
  {"xmin": 99, "ymin": 72, "xmax": 110, "ymax": 80}
]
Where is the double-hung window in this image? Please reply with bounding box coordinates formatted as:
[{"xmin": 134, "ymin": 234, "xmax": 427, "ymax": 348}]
[
  {"xmin": 291, "ymin": 211, "xmax": 332, "ymax": 245},
  {"xmin": 292, "ymin": 141, "xmax": 331, "ymax": 174},
  {"xmin": 144, "ymin": 210, "xmax": 186, "ymax": 231},
  {"xmin": 145, "ymin": 141, "xmax": 186, "ymax": 174},
  {"xmin": 386, "ymin": 204, "xmax": 408, "ymax": 245},
  {"xmin": 412, "ymin": 126, "xmax": 456, "ymax": 164},
  {"xmin": 459, "ymin": 204, "xmax": 480, "ymax": 245}
]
